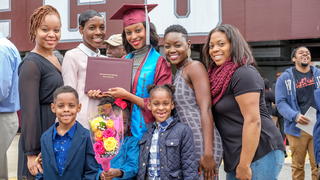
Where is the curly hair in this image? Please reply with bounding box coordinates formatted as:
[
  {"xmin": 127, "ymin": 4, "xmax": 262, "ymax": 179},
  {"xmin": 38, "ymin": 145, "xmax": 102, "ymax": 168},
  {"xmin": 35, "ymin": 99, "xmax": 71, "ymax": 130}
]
[
  {"xmin": 164, "ymin": 24, "xmax": 188, "ymax": 41},
  {"xmin": 29, "ymin": 5, "xmax": 61, "ymax": 42},
  {"xmin": 122, "ymin": 22, "xmax": 159, "ymax": 53},
  {"xmin": 147, "ymin": 84, "xmax": 175, "ymax": 99}
]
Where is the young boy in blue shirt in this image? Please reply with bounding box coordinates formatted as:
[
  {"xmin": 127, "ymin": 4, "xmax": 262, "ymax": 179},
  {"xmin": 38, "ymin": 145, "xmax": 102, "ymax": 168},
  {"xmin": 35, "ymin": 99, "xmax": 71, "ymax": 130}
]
[{"xmin": 39, "ymin": 85, "xmax": 100, "ymax": 179}]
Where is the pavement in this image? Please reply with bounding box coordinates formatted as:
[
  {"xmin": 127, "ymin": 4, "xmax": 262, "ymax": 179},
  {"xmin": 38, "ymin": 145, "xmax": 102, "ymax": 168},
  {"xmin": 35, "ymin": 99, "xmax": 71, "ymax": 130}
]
[
  {"xmin": 7, "ymin": 135, "xmax": 19, "ymax": 180},
  {"xmin": 218, "ymin": 146, "xmax": 312, "ymax": 179},
  {"xmin": 7, "ymin": 135, "xmax": 312, "ymax": 180}
]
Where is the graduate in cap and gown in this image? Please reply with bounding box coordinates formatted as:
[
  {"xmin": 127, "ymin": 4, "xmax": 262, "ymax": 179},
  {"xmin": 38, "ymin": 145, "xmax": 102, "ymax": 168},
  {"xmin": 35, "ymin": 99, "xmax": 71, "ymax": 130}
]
[{"xmin": 107, "ymin": 4, "xmax": 172, "ymax": 139}]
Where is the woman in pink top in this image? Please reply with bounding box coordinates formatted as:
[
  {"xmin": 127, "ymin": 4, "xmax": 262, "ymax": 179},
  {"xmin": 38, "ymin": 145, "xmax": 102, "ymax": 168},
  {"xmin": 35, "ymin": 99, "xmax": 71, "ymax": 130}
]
[{"xmin": 61, "ymin": 10, "xmax": 105, "ymax": 129}]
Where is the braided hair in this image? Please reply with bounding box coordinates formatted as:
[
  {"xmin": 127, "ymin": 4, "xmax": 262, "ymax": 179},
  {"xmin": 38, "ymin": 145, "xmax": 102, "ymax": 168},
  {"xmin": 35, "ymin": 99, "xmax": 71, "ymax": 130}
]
[
  {"xmin": 29, "ymin": 5, "xmax": 60, "ymax": 42},
  {"xmin": 147, "ymin": 84, "xmax": 175, "ymax": 99}
]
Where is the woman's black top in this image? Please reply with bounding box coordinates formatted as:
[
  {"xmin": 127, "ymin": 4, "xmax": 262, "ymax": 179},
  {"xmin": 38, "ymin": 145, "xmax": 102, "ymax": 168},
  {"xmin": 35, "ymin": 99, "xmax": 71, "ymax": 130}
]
[
  {"xmin": 213, "ymin": 65, "xmax": 285, "ymax": 172},
  {"xmin": 19, "ymin": 52, "xmax": 63, "ymax": 155}
]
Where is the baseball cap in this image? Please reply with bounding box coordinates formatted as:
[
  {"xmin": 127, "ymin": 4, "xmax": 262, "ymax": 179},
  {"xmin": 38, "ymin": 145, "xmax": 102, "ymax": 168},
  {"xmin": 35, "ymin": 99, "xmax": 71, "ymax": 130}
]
[{"xmin": 104, "ymin": 34, "xmax": 123, "ymax": 46}]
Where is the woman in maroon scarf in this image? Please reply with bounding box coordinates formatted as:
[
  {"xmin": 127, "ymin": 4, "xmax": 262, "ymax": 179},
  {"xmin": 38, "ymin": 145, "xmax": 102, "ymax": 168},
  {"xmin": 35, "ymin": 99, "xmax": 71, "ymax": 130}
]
[{"xmin": 203, "ymin": 24, "xmax": 285, "ymax": 180}]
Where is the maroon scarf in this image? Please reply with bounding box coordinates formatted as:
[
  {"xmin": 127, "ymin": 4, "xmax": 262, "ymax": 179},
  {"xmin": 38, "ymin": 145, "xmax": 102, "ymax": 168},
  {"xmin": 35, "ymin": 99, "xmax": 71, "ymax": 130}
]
[{"xmin": 209, "ymin": 60, "xmax": 239, "ymax": 105}]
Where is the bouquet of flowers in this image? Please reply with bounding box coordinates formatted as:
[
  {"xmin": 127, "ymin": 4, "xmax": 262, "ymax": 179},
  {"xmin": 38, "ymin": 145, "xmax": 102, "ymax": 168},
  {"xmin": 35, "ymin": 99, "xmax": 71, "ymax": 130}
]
[{"xmin": 89, "ymin": 98, "xmax": 126, "ymax": 171}]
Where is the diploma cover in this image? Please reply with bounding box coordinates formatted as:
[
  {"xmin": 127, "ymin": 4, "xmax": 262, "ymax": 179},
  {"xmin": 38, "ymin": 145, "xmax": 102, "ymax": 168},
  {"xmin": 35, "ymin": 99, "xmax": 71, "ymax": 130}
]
[{"xmin": 85, "ymin": 57, "xmax": 133, "ymax": 93}]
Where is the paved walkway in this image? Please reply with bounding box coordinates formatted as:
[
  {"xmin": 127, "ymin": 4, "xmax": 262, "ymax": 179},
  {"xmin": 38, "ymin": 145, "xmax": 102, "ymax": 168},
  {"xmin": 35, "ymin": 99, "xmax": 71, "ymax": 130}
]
[
  {"xmin": 218, "ymin": 146, "xmax": 311, "ymax": 179},
  {"xmin": 7, "ymin": 135, "xmax": 312, "ymax": 180},
  {"xmin": 7, "ymin": 135, "xmax": 19, "ymax": 180}
]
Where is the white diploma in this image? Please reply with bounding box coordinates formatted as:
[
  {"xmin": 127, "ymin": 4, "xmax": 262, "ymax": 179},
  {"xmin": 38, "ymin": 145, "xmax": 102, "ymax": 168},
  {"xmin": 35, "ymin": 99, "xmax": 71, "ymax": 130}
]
[{"xmin": 296, "ymin": 106, "xmax": 317, "ymax": 136}]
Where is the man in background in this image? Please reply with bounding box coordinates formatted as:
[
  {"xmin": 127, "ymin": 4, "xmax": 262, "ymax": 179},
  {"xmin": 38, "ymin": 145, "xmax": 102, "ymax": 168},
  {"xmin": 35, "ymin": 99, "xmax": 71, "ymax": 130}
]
[
  {"xmin": 104, "ymin": 34, "xmax": 126, "ymax": 58},
  {"xmin": 276, "ymin": 46, "xmax": 319, "ymax": 180},
  {"xmin": 0, "ymin": 32, "xmax": 21, "ymax": 180}
]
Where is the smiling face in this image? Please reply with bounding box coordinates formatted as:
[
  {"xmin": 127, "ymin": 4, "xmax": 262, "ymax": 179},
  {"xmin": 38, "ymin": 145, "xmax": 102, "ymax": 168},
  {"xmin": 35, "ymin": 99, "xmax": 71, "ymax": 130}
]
[
  {"xmin": 208, "ymin": 31, "xmax": 232, "ymax": 66},
  {"xmin": 79, "ymin": 16, "xmax": 105, "ymax": 51},
  {"xmin": 293, "ymin": 47, "xmax": 311, "ymax": 68},
  {"xmin": 148, "ymin": 89, "xmax": 174, "ymax": 123},
  {"xmin": 34, "ymin": 13, "xmax": 61, "ymax": 51},
  {"xmin": 124, "ymin": 22, "xmax": 146, "ymax": 50},
  {"xmin": 51, "ymin": 92, "xmax": 81, "ymax": 128},
  {"xmin": 164, "ymin": 32, "xmax": 190, "ymax": 67}
]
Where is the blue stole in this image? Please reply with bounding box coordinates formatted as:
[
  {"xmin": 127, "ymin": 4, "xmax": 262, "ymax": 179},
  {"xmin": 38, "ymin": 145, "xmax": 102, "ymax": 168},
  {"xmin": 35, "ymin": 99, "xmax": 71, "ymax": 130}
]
[{"xmin": 126, "ymin": 47, "xmax": 160, "ymax": 139}]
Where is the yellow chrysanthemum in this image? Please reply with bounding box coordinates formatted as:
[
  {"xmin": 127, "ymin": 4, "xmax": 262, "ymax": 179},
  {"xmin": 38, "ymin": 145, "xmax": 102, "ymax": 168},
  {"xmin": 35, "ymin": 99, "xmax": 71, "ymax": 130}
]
[
  {"xmin": 90, "ymin": 116, "xmax": 104, "ymax": 132},
  {"xmin": 106, "ymin": 119, "xmax": 114, "ymax": 129},
  {"xmin": 103, "ymin": 137, "xmax": 118, "ymax": 151}
]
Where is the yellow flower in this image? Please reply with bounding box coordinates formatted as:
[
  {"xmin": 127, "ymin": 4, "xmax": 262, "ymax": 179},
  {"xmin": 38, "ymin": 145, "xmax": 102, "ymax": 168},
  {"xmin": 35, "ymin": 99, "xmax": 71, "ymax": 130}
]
[
  {"xmin": 95, "ymin": 131, "xmax": 103, "ymax": 141},
  {"xmin": 106, "ymin": 119, "xmax": 114, "ymax": 129},
  {"xmin": 90, "ymin": 116, "xmax": 104, "ymax": 132},
  {"xmin": 103, "ymin": 137, "xmax": 118, "ymax": 151}
]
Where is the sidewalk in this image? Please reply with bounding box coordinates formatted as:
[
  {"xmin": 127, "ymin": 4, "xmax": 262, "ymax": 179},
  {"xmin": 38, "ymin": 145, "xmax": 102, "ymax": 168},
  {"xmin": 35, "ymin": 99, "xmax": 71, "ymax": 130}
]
[
  {"xmin": 7, "ymin": 135, "xmax": 19, "ymax": 180},
  {"xmin": 7, "ymin": 135, "xmax": 312, "ymax": 180}
]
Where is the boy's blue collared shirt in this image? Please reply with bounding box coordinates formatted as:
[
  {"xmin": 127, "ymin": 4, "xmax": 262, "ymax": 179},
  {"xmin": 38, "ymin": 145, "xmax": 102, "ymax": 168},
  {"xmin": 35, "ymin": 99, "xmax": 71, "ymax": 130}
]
[
  {"xmin": 52, "ymin": 122, "xmax": 77, "ymax": 176},
  {"xmin": 147, "ymin": 117, "xmax": 174, "ymax": 179}
]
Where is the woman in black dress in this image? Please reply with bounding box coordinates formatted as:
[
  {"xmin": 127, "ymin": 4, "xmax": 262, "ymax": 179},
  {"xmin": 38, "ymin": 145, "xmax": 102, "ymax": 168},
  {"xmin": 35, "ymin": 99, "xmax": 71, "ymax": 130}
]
[{"xmin": 18, "ymin": 5, "xmax": 63, "ymax": 179}]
